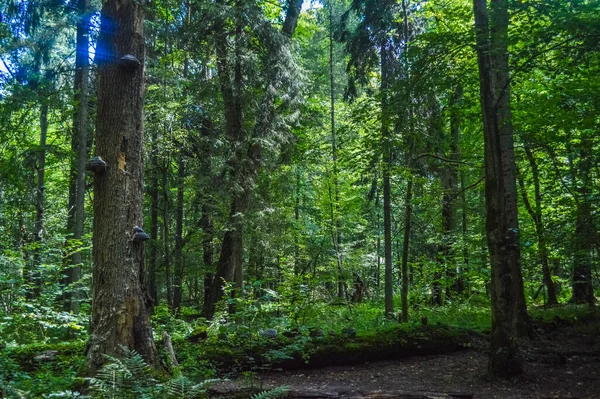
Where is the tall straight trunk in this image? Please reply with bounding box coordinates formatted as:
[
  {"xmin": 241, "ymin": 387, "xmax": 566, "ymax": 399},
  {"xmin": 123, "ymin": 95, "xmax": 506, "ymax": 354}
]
[
  {"xmin": 329, "ymin": 0, "xmax": 344, "ymax": 298},
  {"xmin": 400, "ymin": 177, "xmax": 412, "ymax": 322},
  {"xmin": 473, "ymin": 0, "xmax": 529, "ymax": 377},
  {"xmin": 148, "ymin": 131, "xmax": 159, "ymax": 309},
  {"xmin": 294, "ymin": 166, "xmax": 301, "ymax": 275},
  {"xmin": 30, "ymin": 103, "xmax": 48, "ymax": 298},
  {"xmin": 207, "ymin": 0, "xmax": 302, "ymax": 318},
  {"xmin": 88, "ymin": 0, "xmax": 157, "ymax": 371},
  {"xmin": 517, "ymin": 146, "xmax": 557, "ymax": 305},
  {"xmin": 201, "ymin": 204, "xmax": 214, "ymax": 317},
  {"xmin": 64, "ymin": 0, "xmax": 91, "ymax": 313},
  {"xmin": 459, "ymin": 170, "xmax": 469, "ymax": 293},
  {"xmin": 571, "ymin": 144, "xmax": 595, "ymax": 305},
  {"xmin": 173, "ymin": 155, "xmax": 185, "ymax": 313},
  {"xmin": 381, "ymin": 41, "xmax": 394, "ymax": 318},
  {"xmin": 441, "ymin": 85, "xmax": 462, "ymax": 298},
  {"xmin": 162, "ymin": 165, "xmax": 173, "ymax": 309},
  {"xmin": 206, "ymin": 1, "xmax": 245, "ymax": 320}
]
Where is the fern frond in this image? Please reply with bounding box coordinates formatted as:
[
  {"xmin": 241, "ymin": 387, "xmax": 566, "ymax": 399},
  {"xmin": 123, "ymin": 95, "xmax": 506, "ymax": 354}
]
[{"xmin": 251, "ymin": 385, "xmax": 290, "ymax": 399}]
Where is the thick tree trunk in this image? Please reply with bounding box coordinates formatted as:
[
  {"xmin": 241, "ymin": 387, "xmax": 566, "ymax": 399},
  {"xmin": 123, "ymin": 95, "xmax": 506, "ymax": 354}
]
[
  {"xmin": 64, "ymin": 0, "xmax": 91, "ymax": 313},
  {"xmin": 88, "ymin": 0, "xmax": 157, "ymax": 371},
  {"xmin": 381, "ymin": 42, "xmax": 394, "ymax": 318},
  {"xmin": 473, "ymin": 0, "xmax": 529, "ymax": 378}
]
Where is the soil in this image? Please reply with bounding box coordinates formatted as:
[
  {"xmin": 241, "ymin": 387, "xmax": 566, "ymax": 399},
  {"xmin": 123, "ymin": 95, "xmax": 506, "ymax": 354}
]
[{"xmin": 211, "ymin": 321, "xmax": 600, "ymax": 398}]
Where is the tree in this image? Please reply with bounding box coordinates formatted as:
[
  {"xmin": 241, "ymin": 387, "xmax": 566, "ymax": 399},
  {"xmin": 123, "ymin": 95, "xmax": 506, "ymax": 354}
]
[
  {"xmin": 472, "ymin": 0, "xmax": 529, "ymax": 377},
  {"xmin": 88, "ymin": 0, "xmax": 157, "ymax": 371},
  {"xmin": 64, "ymin": 0, "xmax": 91, "ymax": 313}
]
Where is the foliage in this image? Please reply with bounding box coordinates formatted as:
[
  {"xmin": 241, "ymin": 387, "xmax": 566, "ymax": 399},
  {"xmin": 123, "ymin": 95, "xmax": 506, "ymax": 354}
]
[{"xmin": 88, "ymin": 347, "xmax": 219, "ymax": 399}]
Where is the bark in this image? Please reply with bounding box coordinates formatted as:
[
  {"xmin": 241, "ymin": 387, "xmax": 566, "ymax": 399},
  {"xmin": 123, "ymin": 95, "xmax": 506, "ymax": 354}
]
[
  {"xmin": 206, "ymin": 3, "xmax": 246, "ymax": 319},
  {"xmin": 381, "ymin": 41, "xmax": 394, "ymax": 318},
  {"xmin": 294, "ymin": 166, "xmax": 301, "ymax": 275},
  {"xmin": 162, "ymin": 165, "xmax": 173, "ymax": 309},
  {"xmin": 282, "ymin": 0, "xmax": 303, "ymax": 37},
  {"xmin": 459, "ymin": 170, "xmax": 469, "ymax": 293},
  {"xmin": 473, "ymin": 0, "xmax": 529, "ymax": 377},
  {"xmin": 442, "ymin": 85, "xmax": 461, "ymax": 298},
  {"xmin": 329, "ymin": 0, "xmax": 344, "ymax": 299},
  {"xmin": 64, "ymin": 0, "xmax": 91, "ymax": 313},
  {"xmin": 571, "ymin": 144, "xmax": 595, "ymax": 305},
  {"xmin": 207, "ymin": 0, "xmax": 302, "ymax": 318},
  {"xmin": 201, "ymin": 204, "xmax": 214, "ymax": 318},
  {"xmin": 88, "ymin": 0, "xmax": 157, "ymax": 371},
  {"xmin": 400, "ymin": 177, "xmax": 412, "ymax": 322},
  {"xmin": 148, "ymin": 130, "xmax": 159, "ymax": 309},
  {"xmin": 173, "ymin": 155, "xmax": 185, "ymax": 313},
  {"xmin": 517, "ymin": 146, "xmax": 558, "ymax": 305},
  {"xmin": 29, "ymin": 103, "xmax": 48, "ymax": 299}
]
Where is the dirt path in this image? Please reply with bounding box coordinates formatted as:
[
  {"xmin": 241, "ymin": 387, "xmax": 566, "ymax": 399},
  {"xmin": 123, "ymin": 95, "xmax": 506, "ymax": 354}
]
[{"xmin": 212, "ymin": 323, "xmax": 600, "ymax": 398}]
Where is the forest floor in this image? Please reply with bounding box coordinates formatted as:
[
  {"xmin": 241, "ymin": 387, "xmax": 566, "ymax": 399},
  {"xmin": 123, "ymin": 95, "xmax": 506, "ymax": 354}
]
[{"xmin": 211, "ymin": 318, "xmax": 600, "ymax": 398}]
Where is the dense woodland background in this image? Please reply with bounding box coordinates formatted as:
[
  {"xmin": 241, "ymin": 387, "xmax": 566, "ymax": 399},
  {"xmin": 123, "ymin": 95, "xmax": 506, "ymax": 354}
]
[{"xmin": 0, "ymin": 0, "xmax": 599, "ymax": 396}]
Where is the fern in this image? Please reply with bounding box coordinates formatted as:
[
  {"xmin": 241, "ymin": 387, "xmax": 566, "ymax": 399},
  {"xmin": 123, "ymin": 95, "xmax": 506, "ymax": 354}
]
[
  {"xmin": 87, "ymin": 347, "xmax": 219, "ymax": 399},
  {"xmin": 251, "ymin": 385, "xmax": 289, "ymax": 399}
]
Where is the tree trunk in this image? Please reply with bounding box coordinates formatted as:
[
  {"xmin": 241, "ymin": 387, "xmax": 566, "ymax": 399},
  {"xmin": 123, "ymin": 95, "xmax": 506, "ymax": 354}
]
[
  {"xmin": 173, "ymin": 154, "xmax": 185, "ymax": 314},
  {"xmin": 473, "ymin": 0, "xmax": 529, "ymax": 378},
  {"xmin": 571, "ymin": 145, "xmax": 595, "ymax": 305},
  {"xmin": 30, "ymin": 103, "xmax": 48, "ymax": 299},
  {"xmin": 162, "ymin": 164, "xmax": 173, "ymax": 309},
  {"xmin": 201, "ymin": 204, "xmax": 214, "ymax": 318},
  {"xmin": 442, "ymin": 85, "xmax": 461, "ymax": 299},
  {"xmin": 381, "ymin": 42, "xmax": 394, "ymax": 318},
  {"xmin": 400, "ymin": 177, "xmax": 412, "ymax": 322},
  {"xmin": 148, "ymin": 130, "xmax": 159, "ymax": 310},
  {"xmin": 64, "ymin": 0, "xmax": 91, "ymax": 313},
  {"xmin": 329, "ymin": 0, "xmax": 344, "ymax": 299},
  {"xmin": 282, "ymin": 0, "xmax": 303, "ymax": 37},
  {"xmin": 517, "ymin": 146, "xmax": 558, "ymax": 305},
  {"xmin": 88, "ymin": 0, "xmax": 157, "ymax": 371}
]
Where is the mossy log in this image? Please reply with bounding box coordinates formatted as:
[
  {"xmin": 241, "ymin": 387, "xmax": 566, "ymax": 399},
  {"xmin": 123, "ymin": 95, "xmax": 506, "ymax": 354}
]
[{"xmin": 200, "ymin": 325, "xmax": 471, "ymax": 372}]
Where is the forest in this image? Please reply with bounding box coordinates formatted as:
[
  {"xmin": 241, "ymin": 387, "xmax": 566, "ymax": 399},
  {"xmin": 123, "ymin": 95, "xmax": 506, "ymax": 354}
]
[{"xmin": 0, "ymin": 0, "xmax": 599, "ymax": 397}]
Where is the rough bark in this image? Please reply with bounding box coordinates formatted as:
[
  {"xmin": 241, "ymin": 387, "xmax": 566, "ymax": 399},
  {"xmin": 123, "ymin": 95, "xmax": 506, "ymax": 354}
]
[
  {"xmin": 88, "ymin": 0, "xmax": 157, "ymax": 372},
  {"xmin": 473, "ymin": 0, "xmax": 529, "ymax": 377},
  {"xmin": 64, "ymin": 0, "xmax": 91, "ymax": 313}
]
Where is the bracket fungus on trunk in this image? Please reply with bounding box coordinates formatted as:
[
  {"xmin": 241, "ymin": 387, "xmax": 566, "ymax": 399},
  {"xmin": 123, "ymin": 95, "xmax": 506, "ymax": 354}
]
[
  {"xmin": 132, "ymin": 226, "xmax": 150, "ymax": 242},
  {"xmin": 119, "ymin": 54, "xmax": 141, "ymax": 72},
  {"xmin": 86, "ymin": 156, "xmax": 108, "ymax": 174}
]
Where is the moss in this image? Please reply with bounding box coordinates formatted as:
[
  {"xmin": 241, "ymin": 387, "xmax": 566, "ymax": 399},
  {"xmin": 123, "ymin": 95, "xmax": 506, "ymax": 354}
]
[{"xmin": 187, "ymin": 324, "xmax": 471, "ymax": 374}]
